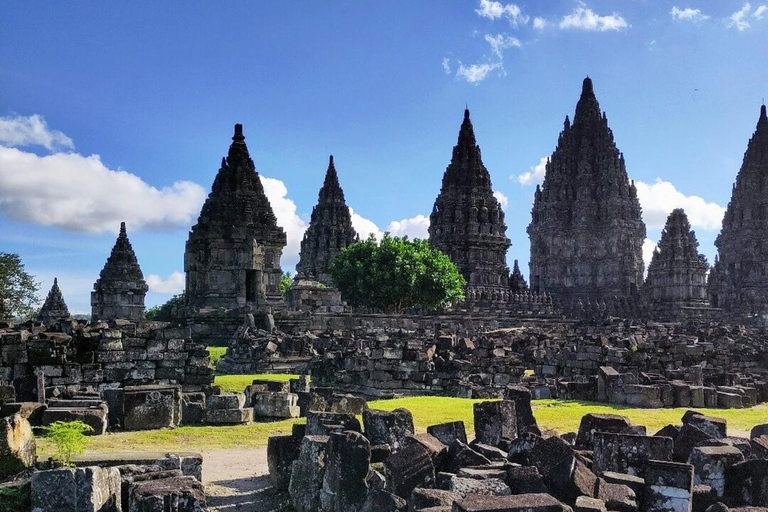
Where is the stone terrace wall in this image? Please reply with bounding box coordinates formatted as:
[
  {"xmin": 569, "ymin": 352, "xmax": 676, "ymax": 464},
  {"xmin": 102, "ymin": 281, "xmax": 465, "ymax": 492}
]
[
  {"xmin": 0, "ymin": 319, "xmax": 214, "ymax": 401},
  {"xmin": 309, "ymin": 321, "xmax": 768, "ymax": 399}
]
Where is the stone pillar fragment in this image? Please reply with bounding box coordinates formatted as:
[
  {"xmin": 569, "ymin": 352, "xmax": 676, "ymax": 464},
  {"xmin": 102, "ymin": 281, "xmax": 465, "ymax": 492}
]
[
  {"xmin": 644, "ymin": 460, "xmax": 694, "ymax": 512},
  {"xmin": 473, "ymin": 400, "xmax": 517, "ymax": 446},
  {"xmin": 320, "ymin": 430, "xmax": 371, "ymax": 512}
]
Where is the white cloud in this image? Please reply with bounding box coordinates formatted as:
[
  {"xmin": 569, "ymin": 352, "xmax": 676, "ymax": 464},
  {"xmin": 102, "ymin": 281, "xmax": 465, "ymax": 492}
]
[
  {"xmin": 456, "ymin": 61, "xmax": 503, "ymax": 84},
  {"xmin": 260, "ymin": 176, "xmax": 308, "ymax": 271},
  {"xmin": 728, "ymin": 3, "xmax": 753, "ymax": 30},
  {"xmin": 385, "ymin": 214, "xmax": 430, "ymax": 239},
  {"xmin": 0, "ymin": 114, "xmax": 74, "ymax": 151},
  {"xmin": 634, "ymin": 178, "xmax": 725, "ymax": 231},
  {"xmin": 442, "ymin": 57, "xmax": 452, "ymax": 74},
  {"xmin": 484, "ymin": 33, "xmax": 521, "ymax": 58},
  {"xmin": 753, "ymin": 4, "xmax": 768, "ymax": 19},
  {"xmin": 146, "ymin": 271, "xmax": 185, "ymax": 294},
  {"xmin": 0, "ymin": 145, "xmax": 207, "ymax": 234},
  {"xmin": 642, "ymin": 238, "xmax": 657, "ymax": 272},
  {"xmin": 670, "ymin": 7, "xmax": 710, "ymax": 22},
  {"xmin": 559, "ymin": 3, "xmax": 628, "ymax": 31},
  {"xmin": 349, "ymin": 207, "xmax": 383, "ymax": 241},
  {"xmin": 516, "ymin": 156, "xmax": 549, "ymax": 185},
  {"xmin": 493, "ymin": 191, "xmax": 509, "ymax": 210},
  {"xmin": 475, "ymin": 0, "xmax": 529, "ymax": 26},
  {"xmin": 533, "ymin": 17, "xmax": 548, "ymax": 30}
]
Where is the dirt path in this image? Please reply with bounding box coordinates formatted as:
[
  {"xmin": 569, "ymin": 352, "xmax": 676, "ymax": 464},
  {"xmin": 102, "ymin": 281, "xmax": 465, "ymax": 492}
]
[{"xmin": 203, "ymin": 448, "xmax": 291, "ymax": 512}]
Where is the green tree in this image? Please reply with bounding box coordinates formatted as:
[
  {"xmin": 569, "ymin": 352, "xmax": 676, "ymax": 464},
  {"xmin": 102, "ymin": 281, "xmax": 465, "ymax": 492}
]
[
  {"xmin": 280, "ymin": 272, "xmax": 293, "ymax": 295},
  {"xmin": 144, "ymin": 291, "xmax": 186, "ymax": 321},
  {"xmin": 330, "ymin": 234, "xmax": 466, "ymax": 313},
  {"xmin": 0, "ymin": 253, "xmax": 40, "ymax": 321},
  {"xmin": 43, "ymin": 420, "xmax": 93, "ymax": 466}
]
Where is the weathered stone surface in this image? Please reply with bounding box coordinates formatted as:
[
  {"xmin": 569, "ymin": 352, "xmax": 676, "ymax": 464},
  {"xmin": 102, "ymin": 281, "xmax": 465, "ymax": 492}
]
[
  {"xmin": 593, "ymin": 432, "xmax": 673, "ymax": 477},
  {"xmin": 405, "ymin": 433, "xmax": 449, "ymax": 472},
  {"xmin": 474, "ymin": 400, "xmax": 517, "ymax": 446},
  {"xmin": 448, "ymin": 439, "xmax": 492, "ymax": 473},
  {"xmin": 709, "ymin": 105, "xmax": 768, "ymax": 316},
  {"xmin": 644, "ymin": 460, "xmax": 694, "ymax": 512},
  {"xmin": 595, "ymin": 479, "xmax": 637, "ymax": 512},
  {"xmin": 30, "ymin": 466, "xmax": 122, "ymax": 512},
  {"xmin": 359, "ymin": 489, "xmax": 407, "ymax": 512},
  {"xmin": 252, "ymin": 391, "xmax": 300, "ymax": 419},
  {"xmin": 306, "ymin": 411, "xmax": 361, "ymax": 436},
  {"xmin": 123, "ymin": 385, "xmax": 180, "ymax": 431},
  {"xmin": 452, "ymin": 493, "xmax": 573, "ymax": 512},
  {"xmin": 206, "ymin": 393, "xmax": 245, "ymax": 410},
  {"xmin": 364, "ymin": 408, "xmax": 414, "ymax": 453},
  {"xmin": 723, "ymin": 459, "xmax": 768, "ymax": 507},
  {"xmin": 683, "ymin": 412, "xmax": 727, "ymax": 439},
  {"xmin": 185, "ymin": 124, "xmax": 286, "ymax": 313},
  {"xmin": 128, "ymin": 475, "xmax": 205, "ymax": 512},
  {"xmin": 296, "ymin": 155, "xmax": 358, "ymax": 286},
  {"xmin": 326, "ymin": 393, "xmax": 367, "ymax": 415},
  {"xmin": 384, "ymin": 442, "xmax": 435, "ymax": 499},
  {"xmin": 450, "ymin": 476, "xmax": 511, "ymax": 497},
  {"xmin": 574, "ymin": 496, "xmax": 607, "ymax": 512},
  {"xmin": 0, "ymin": 413, "xmax": 36, "ymax": 480},
  {"xmin": 91, "ymin": 222, "xmax": 148, "ymax": 322},
  {"xmin": 267, "ymin": 434, "xmax": 302, "ymax": 491},
  {"xmin": 428, "ymin": 421, "xmax": 468, "ymax": 446},
  {"xmin": 690, "ymin": 445, "xmax": 744, "ymax": 498},
  {"xmin": 320, "ymin": 430, "xmax": 370, "ymax": 512},
  {"xmin": 203, "ymin": 407, "xmax": 252, "ymax": 425},
  {"xmin": 528, "ymin": 77, "xmax": 645, "ymax": 302},
  {"xmin": 507, "ymin": 465, "xmax": 549, "ymax": 494},
  {"xmin": 429, "ymin": 108, "xmax": 510, "ymax": 300},
  {"xmin": 504, "ymin": 386, "xmax": 538, "ymax": 434},
  {"xmin": 180, "ymin": 392, "xmax": 205, "ymax": 426},
  {"xmin": 289, "ymin": 435, "xmax": 330, "ymax": 512},
  {"xmin": 674, "ymin": 424, "xmax": 714, "ymax": 463},
  {"xmin": 575, "ymin": 413, "xmax": 634, "ymax": 450},
  {"xmin": 411, "ymin": 487, "xmax": 461, "ymax": 509}
]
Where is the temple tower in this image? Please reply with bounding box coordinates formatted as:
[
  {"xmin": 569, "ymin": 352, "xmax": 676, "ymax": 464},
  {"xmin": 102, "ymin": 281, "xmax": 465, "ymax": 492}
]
[
  {"xmin": 38, "ymin": 278, "xmax": 71, "ymax": 325},
  {"xmin": 91, "ymin": 222, "xmax": 148, "ymax": 322},
  {"xmin": 709, "ymin": 105, "xmax": 768, "ymax": 315},
  {"xmin": 509, "ymin": 260, "xmax": 529, "ymax": 293},
  {"xmin": 428, "ymin": 108, "xmax": 511, "ymax": 298},
  {"xmin": 645, "ymin": 209, "xmax": 709, "ymax": 314},
  {"xmin": 527, "ymin": 77, "xmax": 646, "ymax": 302},
  {"xmin": 296, "ymin": 155, "xmax": 358, "ymax": 284},
  {"xmin": 185, "ymin": 124, "xmax": 286, "ymax": 312}
]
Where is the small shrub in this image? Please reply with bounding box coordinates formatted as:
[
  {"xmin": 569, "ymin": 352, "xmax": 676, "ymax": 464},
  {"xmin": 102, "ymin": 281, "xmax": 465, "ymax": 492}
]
[
  {"xmin": 43, "ymin": 420, "xmax": 93, "ymax": 465},
  {"xmin": 207, "ymin": 346, "xmax": 227, "ymax": 369}
]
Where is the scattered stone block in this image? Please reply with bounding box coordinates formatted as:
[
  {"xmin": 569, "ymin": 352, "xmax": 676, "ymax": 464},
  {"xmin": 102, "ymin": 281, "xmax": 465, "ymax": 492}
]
[
  {"xmin": 593, "ymin": 432, "xmax": 673, "ymax": 477},
  {"xmin": 750, "ymin": 424, "xmax": 768, "ymax": 440},
  {"xmin": 690, "ymin": 445, "xmax": 744, "ymax": 497},
  {"xmin": 206, "ymin": 393, "xmax": 245, "ymax": 410},
  {"xmin": 326, "ymin": 393, "xmax": 367, "ymax": 415},
  {"xmin": 128, "ymin": 475, "xmax": 205, "ymax": 512},
  {"xmin": 289, "ymin": 435, "xmax": 330, "ymax": 512},
  {"xmin": 306, "ymin": 411, "xmax": 361, "ymax": 435},
  {"xmin": 384, "ymin": 441, "xmax": 435, "ymax": 499},
  {"xmin": 451, "ymin": 493, "xmax": 573, "ymax": 512},
  {"xmin": 447, "ymin": 439, "xmax": 491, "ymax": 473},
  {"xmin": 504, "ymin": 385, "xmax": 538, "ymax": 434},
  {"xmin": 42, "ymin": 405, "xmax": 108, "ymax": 435},
  {"xmin": 450, "ymin": 476, "xmax": 511, "ymax": 497},
  {"xmin": 30, "ymin": 466, "xmax": 122, "ymax": 512},
  {"xmin": 410, "ymin": 487, "xmax": 460, "ymax": 509},
  {"xmin": 674, "ymin": 424, "xmax": 713, "ymax": 463},
  {"xmin": 575, "ymin": 496, "xmax": 607, "ymax": 512},
  {"xmin": 644, "ymin": 460, "xmax": 694, "ymax": 512},
  {"xmin": 474, "ymin": 401, "xmax": 517, "ymax": 446},
  {"xmin": 252, "ymin": 391, "xmax": 300, "ymax": 419},
  {"xmin": 428, "ymin": 421, "xmax": 468, "ymax": 446},
  {"xmin": 723, "ymin": 459, "xmax": 768, "ymax": 507},
  {"xmin": 180, "ymin": 392, "xmax": 205, "ymax": 426},
  {"xmin": 364, "ymin": 408, "xmax": 414, "ymax": 453},
  {"xmin": 595, "ymin": 479, "xmax": 637, "ymax": 512},
  {"xmin": 507, "ymin": 465, "xmax": 548, "ymax": 494},
  {"xmin": 123, "ymin": 385, "xmax": 180, "ymax": 431},
  {"xmin": 575, "ymin": 413, "xmax": 634, "ymax": 450},
  {"xmin": 360, "ymin": 489, "xmax": 407, "ymax": 512},
  {"xmin": 0, "ymin": 413, "xmax": 36, "ymax": 480},
  {"xmin": 693, "ymin": 484, "xmax": 717, "ymax": 512},
  {"xmin": 320, "ymin": 430, "xmax": 371, "ymax": 512},
  {"xmin": 267, "ymin": 434, "xmax": 302, "ymax": 491},
  {"xmin": 404, "ymin": 433, "xmax": 448, "ymax": 472},
  {"xmin": 683, "ymin": 411, "xmax": 727, "ymax": 439}
]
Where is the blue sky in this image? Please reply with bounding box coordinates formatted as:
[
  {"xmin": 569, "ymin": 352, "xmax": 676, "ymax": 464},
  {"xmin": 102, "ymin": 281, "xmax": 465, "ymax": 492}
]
[{"xmin": 1, "ymin": 1, "xmax": 766, "ymax": 313}]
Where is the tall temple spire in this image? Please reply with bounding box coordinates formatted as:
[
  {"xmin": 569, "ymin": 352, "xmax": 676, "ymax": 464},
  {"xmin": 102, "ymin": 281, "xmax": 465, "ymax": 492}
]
[
  {"xmin": 429, "ymin": 108, "xmax": 510, "ymax": 298},
  {"xmin": 91, "ymin": 222, "xmax": 148, "ymax": 322},
  {"xmin": 645, "ymin": 209, "xmax": 708, "ymax": 316},
  {"xmin": 528, "ymin": 77, "xmax": 646, "ymax": 302},
  {"xmin": 710, "ymin": 104, "xmax": 768, "ymax": 315},
  {"xmin": 38, "ymin": 277, "xmax": 71, "ymax": 325},
  {"xmin": 185, "ymin": 124, "xmax": 287, "ymax": 312},
  {"xmin": 296, "ymin": 155, "xmax": 358, "ymax": 285}
]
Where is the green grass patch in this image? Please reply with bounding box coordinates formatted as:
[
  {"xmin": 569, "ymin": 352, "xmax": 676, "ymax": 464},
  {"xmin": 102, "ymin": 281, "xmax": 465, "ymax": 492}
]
[
  {"xmin": 207, "ymin": 346, "xmax": 227, "ymax": 369},
  {"xmin": 214, "ymin": 373, "xmax": 300, "ymax": 393}
]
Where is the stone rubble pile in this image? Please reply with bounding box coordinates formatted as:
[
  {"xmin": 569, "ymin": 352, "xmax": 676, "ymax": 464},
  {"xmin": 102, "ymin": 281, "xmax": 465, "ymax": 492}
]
[{"xmin": 268, "ymin": 392, "xmax": 768, "ymax": 511}]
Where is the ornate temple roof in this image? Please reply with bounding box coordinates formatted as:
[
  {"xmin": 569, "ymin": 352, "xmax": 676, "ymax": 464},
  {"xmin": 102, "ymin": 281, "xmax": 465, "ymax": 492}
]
[
  {"xmin": 38, "ymin": 277, "xmax": 70, "ymax": 322},
  {"xmin": 96, "ymin": 222, "xmax": 147, "ymax": 286}
]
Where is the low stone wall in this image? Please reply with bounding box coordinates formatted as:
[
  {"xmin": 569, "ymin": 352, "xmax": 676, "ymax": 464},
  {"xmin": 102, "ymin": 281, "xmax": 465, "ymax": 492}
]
[{"xmin": 0, "ymin": 319, "xmax": 214, "ymax": 402}]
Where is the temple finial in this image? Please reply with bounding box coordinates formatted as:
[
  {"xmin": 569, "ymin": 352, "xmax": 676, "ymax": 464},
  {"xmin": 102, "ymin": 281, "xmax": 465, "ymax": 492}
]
[
  {"xmin": 119, "ymin": 222, "xmax": 126, "ymax": 236},
  {"xmin": 53, "ymin": 277, "xmax": 58, "ymax": 285},
  {"xmin": 464, "ymin": 106, "xmax": 470, "ymax": 120},
  {"xmin": 233, "ymin": 123, "xmax": 244, "ymax": 142},
  {"xmin": 329, "ymin": 154, "xmax": 334, "ymax": 166},
  {"xmin": 582, "ymin": 76, "xmax": 594, "ymax": 96}
]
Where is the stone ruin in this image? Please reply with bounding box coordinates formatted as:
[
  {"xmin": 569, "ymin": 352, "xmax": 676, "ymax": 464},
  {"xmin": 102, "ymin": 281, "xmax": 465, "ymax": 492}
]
[
  {"xmin": 264, "ymin": 386, "xmax": 768, "ymax": 511},
  {"xmin": 91, "ymin": 222, "xmax": 148, "ymax": 323},
  {"xmin": 37, "ymin": 278, "xmax": 70, "ymax": 326}
]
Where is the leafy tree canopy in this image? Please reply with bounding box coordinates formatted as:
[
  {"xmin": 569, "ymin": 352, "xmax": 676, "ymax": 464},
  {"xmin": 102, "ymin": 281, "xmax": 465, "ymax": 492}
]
[
  {"xmin": 144, "ymin": 291, "xmax": 186, "ymax": 321},
  {"xmin": 280, "ymin": 272, "xmax": 293, "ymax": 295},
  {"xmin": 330, "ymin": 234, "xmax": 466, "ymax": 313},
  {"xmin": 0, "ymin": 252, "xmax": 40, "ymax": 321}
]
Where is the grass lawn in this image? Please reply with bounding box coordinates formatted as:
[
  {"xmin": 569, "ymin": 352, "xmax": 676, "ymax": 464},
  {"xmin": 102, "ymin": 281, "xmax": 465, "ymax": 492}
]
[
  {"xmin": 42, "ymin": 374, "xmax": 767, "ymax": 457},
  {"xmin": 207, "ymin": 346, "xmax": 227, "ymax": 368}
]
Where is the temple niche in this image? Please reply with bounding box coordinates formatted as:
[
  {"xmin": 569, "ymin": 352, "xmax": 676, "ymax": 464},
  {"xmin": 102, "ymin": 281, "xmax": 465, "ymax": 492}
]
[
  {"xmin": 428, "ymin": 108, "xmax": 511, "ymax": 300},
  {"xmin": 91, "ymin": 222, "xmax": 148, "ymax": 322},
  {"xmin": 38, "ymin": 278, "xmax": 71, "ymax": 325},
  {"xmin": 185, "ymin": 124, "xmax": 286, "ymax": 314},
  {"xmin": 645, "ymin": 208, "xmax": 709, "ymax": 317},
  {"xmin": 295, "ymin": 155, "xmax": 358, "ymax": 285},
  {"xmin": 709, "ymin": 105, "xmax": 768, "ymax": 317},
  {"xmin": 527, "ymin": 77, "xmax": 646, "ymax": 303}
]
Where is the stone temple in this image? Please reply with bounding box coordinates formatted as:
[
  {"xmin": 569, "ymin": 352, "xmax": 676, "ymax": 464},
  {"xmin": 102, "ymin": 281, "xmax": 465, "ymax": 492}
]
[
  {"xmin": 185, "ymin": 124, "xmax": 286, "ymax": 313},
  {"xmin": 91, "ymin": 222, "xmax": 148, "ymax": 322},
  {"xmin": 527, "ymin": 77, "xmax": 646, "ymax": 302},
  {"xmin": 710, "ymin": 105, "xmax": 768, "ymax": 315},
  {"xmin": 644, "ymin": 208, "xmax": 709, "ymax": 317},
  {"xmin": 295, "ymin": 155, "xmax": 358, "ymax": 285},
  {"xmin": 37, "ymin": 277, "xmax": 70, "ymax": 325},
  {"xmin": 428, "ymin": 108, "xmax": 511, "ymax": 299}
]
